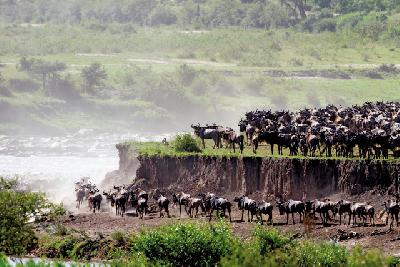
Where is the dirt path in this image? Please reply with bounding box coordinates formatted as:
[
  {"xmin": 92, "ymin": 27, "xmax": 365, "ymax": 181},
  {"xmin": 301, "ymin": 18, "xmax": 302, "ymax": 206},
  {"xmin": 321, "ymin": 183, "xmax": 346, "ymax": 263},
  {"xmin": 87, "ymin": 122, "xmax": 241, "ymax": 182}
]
[{"xmin": 61, "ymin": 203, "xmax": 400, "ymax": 255}]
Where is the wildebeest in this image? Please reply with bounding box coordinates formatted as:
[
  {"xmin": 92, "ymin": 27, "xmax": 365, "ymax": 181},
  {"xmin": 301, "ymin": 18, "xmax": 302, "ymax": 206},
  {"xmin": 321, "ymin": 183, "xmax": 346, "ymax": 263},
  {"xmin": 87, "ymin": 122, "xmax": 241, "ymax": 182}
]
[
  {"xmin": 153, "ymin": 194, "xmax": 170, "ymax": 218},
  {"xmin": 75, "ymin": 188, "xmax": 85, "ymax": 209},
  {"xmin": 136, "ymin": 196, "xmax": 148, "ymax": 219},
  {"xmin": 336, "ymin": 200, "xmax": 352, "ymax": 225},
  {"xmin": 187, "ymin": 197, "xmax": 205, "ymax": 218},
  {"xmin": 257, "ymin": 201, "xmax": 273, "ymax": 225},
  {"xmin": 191, "ymin": 124, "xmax": 221, "ymax": 149},
  {"xmin": 350, "ymin": 202, "xmax": 367, "ymax": 225},
  {"xmin": 277, "ymin": 200, "xmax": 305, "ymax": 225},
  {"xmin": 311, "ymin": 200, "xmax": 331, "ymax": 225},
  {"xmin": 204, "ymin": 195, "xmax": 232, "ymax": 222},
  {"xmin": 88, "ymin": 189, "xmax": 102, "ymax": 213},
  {"xmin": 384, "ymin": 200, "xmax": 400, "ymax": 230},
  {"xmin": 112, "ymin": 186, "xmax": 128, "ymax": 217},
  {"xmin": 234, "ymin": 196, "xmax": 257, "ymax": 222},
  {"xmin": 172, "ymin": 192, "xmax": 191, "ymax": 216}
]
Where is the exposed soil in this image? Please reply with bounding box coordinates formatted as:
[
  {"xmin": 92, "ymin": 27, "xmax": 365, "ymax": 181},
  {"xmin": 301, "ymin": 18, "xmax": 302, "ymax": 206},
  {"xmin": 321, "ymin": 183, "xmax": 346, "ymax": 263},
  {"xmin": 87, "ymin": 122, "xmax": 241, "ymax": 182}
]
[
  {"xmin": 58, "ymin": 147, "xmax": 400, "ymax": 255},
  {"xmin": 58, "ymin": 191, "xmax": 400, "ymax": 255}
]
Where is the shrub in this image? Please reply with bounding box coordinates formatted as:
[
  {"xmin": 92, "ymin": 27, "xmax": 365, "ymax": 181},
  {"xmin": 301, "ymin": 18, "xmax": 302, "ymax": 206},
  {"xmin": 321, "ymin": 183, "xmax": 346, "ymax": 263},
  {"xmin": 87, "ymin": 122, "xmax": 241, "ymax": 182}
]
[
  {"xmin": 315, "ymin": 18, "xmax": 337, "ymax": 32},
  {"xmin": 132, "ymin": 222, "xmax": 233, "ymax": 266},
  {"xmin": 173, "ymin": 134, "xmax": 202, "ymax": 153},
  {"xmin": 0, "ymin": 177, "xmax": 63, "ymax": 255},
  {"xmin": 290, "ymin": 58, "xmax": 303, "ymax": 66},
  {"xmin": 39, "ymin": 236, "xmax": 78, "ymax": 259},
  {"xmin": 111, "ymin": 231, "xmax": 126, "ymax": 247},
  {"xmin": 70, "ymin": 239, "xmax": 100, "ymax": 260},
  {"xmin": 8, "ymin": 78, "xmax": 40, "ymax": 92},
  {"xmin": 356, "ymin": 20, "xmax": 387, "ymax": 40},
  {"xmin": 348, "ymin": 246, "xmax": 393, "ymax": 267},
  {"xmin": 254, "ymin": 227, "xmax": 292, "ymax": 256},
  {"xmin": 296, "ymin": 241, "xmax": 348, "ymax": 267},
  {"xmin": 377, "ymin": 63, "xmax": 399, "ymax": 74},
  {"xmin": 0, "ymin": 86, "xmax": 12, "ymax": 97}
]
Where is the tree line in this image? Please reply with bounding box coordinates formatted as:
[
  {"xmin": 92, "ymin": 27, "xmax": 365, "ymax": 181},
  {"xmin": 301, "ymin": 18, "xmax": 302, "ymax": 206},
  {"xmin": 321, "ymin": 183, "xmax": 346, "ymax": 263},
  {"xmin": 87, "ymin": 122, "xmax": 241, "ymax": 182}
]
[{"xmin": 1, "ymin": 0, "xmax": 399, "ymax": 29}]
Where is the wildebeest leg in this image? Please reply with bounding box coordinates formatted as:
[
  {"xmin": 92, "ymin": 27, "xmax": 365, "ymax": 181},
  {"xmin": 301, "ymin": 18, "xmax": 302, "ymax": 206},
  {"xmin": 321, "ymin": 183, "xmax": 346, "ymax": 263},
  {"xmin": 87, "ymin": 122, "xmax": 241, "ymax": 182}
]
[
  {"xmin": 241, "ymin": 209, "xmax": 244, "ymax": 222},
  {"xmin": 209, "ymin": 210, "xmax": 213, "ymax": 222},
  {"xmin": 271, "ymin": 144, "xmax": 274, "ymax": 155},
  {"xmin": 202, "ymin": 139, "xmax": 206, "ymax": 149},
  {"xmin": 390, "ymin": 214, "xmax": 394, "ymax": 230},
  {"xmin": 195, "ymin": 206, "xmax": 199, "ymax": 218},
  {"xmin": 179, "ymin": 204, "xmax": 182, "ymax": 217},
  {"xmin": 286, "ymin": 213, "xmax": 289, "ymax": 224},
  {"xmin": 247, "ymin": 210, "xmax": 250, "ymax": 222},
  {"xmin": 292, "ymin": 212, "xmax": 295, "ymax": 224},
  {"xmin": 260, "ymin": 213, "xmax": 263, "ymax": 225}
]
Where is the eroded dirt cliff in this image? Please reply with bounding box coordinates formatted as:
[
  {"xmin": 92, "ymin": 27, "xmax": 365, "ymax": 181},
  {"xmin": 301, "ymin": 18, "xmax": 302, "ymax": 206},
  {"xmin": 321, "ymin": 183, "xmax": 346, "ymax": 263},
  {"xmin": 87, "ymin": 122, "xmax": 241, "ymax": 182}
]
[{"xmin": 114, "ymin": 145, "xmax": 400, "ymax": 198}]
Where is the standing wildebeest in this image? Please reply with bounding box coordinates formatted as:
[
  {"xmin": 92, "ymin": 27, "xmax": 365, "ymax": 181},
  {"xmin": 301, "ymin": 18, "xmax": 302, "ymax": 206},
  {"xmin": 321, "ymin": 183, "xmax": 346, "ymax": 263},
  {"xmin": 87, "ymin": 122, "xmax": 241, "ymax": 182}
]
[
  {"xmin": 239, "ymin": 121, "xmax": 256, "ymax": 146},
  {"xmin": 172, "ymin": 192, "xmax": 191, "ymax": 216},
  {"xmin": 187, "ymin": 197, "xmax": 205, "ymax": 218},
  {"xmin": 257, "ymin": 201, "xmax": 273, "ymax": 225},
  {"xmin": 311, "ymin": 200, "xmax": 331, "ymax": 225},
  {"xmin": 88, "ymin": 190, "xmax": 102, "ymax": 213},
  {"xmin": 277, "ymin": 200, "xmax": 305, "ymax": 225},
  {"xmin": 350, "ymin": 202, "xmax": 367, "ymax": 225},
  {"xmin": 384, "ymin": 200, "xmax": 400, "ymax": 230},
  {"xmin": 191, "ymin": 124, "xmax": 221, "ymax": 149},
  {"xmin": 204, "ymin": 195, "xmax": 232, "ymax": 222},
  {"xmin": 154, "ymin": 194, "xmax": 170, "ymax": 218},
  {"xmin": 336, "ymin": 200, "xmax": 352, "ymax": 225},
  {"xmin": 234, "ymin": 196, "xmax": 257, "ymax": 222},
  {"xmin": 75, "ymin": 188, "xmax": 85, "ymax": 209},
  {"xmin": 134, "ymin": 191, "xmax": 149, "ymax": 219},
  {"xmin": 113, "ymin": 186, "xmax": 128, "ymax": 217}
]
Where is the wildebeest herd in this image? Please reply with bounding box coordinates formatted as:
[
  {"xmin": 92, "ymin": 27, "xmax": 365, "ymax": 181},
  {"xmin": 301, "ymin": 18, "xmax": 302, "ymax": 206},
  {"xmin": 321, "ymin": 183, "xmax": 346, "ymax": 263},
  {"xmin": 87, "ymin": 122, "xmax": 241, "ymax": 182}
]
[
  {"xmin": 193, "ymin": 101, "xmax": 400, "ymax": 158},
  {"xmin": 75, "ymin": 180, "xmax": 400, "ymax": 230}
]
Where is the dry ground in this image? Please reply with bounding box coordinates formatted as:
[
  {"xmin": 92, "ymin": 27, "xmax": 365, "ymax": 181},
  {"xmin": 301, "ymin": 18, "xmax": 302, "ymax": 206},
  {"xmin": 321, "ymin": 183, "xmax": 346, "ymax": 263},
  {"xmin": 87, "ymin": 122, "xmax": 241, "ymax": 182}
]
[{"xmin": 59, "ymin": 192, "xmax": 400, "ymax": 255}]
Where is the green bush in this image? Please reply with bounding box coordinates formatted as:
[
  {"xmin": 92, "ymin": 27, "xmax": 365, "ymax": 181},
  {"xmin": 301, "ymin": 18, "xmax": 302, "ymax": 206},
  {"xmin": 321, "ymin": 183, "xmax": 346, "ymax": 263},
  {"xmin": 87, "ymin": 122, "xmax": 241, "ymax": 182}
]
[
  {"xmin": 315, "ymin": 18, "xmax": 337, "ymax": 32},
  {"xmin": 173, "ymin": 134, "xmax": 202, "ymax": 153},
  {"xmin": 0, "ymin": 177, "xmax": 64, "ymax": 255},
  {"xmin": 132, "ymin": 221, "xmax": 233, "ymax": 266},
  {"xmin": 70, "ymin": 240, "xmax": 100, "ymax": 260},
  {"xmin": 38, "ymin": 236, "xmax": 78, "ymax": 259},
  {"xmin": 348, "ymin": 246, "xmax": 394, "ymax": 267},
  {"xmin": 254, "ymin": 227, "xmax": 292, "ymax": 256},
  {"xmin": 296, "ymin": 241, "xmax": 348, "ymax": 267}
]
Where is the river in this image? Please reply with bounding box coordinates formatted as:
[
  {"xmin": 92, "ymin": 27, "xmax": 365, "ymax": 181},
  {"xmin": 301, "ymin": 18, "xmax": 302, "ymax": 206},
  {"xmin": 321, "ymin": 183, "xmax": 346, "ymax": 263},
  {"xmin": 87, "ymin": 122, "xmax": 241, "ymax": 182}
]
[{"xmin": 0, "ymin": 130, "xmax": 172, "ymax": 204}]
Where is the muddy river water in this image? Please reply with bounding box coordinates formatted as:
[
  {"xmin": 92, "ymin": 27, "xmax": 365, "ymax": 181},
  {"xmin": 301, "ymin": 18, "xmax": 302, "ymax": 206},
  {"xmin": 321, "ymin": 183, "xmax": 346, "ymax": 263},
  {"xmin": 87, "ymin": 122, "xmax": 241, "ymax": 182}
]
[{"xmin": 0, "ymin": 130, "xmax": 172, "ymax": 203}]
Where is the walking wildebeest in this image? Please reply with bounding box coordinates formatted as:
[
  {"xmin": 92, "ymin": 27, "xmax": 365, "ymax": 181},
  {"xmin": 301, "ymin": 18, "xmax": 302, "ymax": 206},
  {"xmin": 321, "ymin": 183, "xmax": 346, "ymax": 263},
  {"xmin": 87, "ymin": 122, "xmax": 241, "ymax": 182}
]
[{"xmin": 277, "ymin": 200, "xmax": 305, "ymax": 225}]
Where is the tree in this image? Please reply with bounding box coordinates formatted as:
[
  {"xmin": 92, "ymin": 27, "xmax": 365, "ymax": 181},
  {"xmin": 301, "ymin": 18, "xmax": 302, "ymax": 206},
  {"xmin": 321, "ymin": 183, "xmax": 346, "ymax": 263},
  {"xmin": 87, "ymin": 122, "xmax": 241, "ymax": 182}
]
[
  {"xmin": 18, "ymin": 58, "xmax": 66, "ymax": 91},
  {"xmin": 31, "ymin": 61, "xmax": 66, "ymax": 91},
  {"xmin": 81, "ymin": 63, "xmax": 107, "ymax": 94},
  {"xmin": 0, "ymin": 177, "xmax": 65, "ymax": 255},
  {"xmin": 281, "ymin": 0, "xmax": 307, "ymax": 19}
]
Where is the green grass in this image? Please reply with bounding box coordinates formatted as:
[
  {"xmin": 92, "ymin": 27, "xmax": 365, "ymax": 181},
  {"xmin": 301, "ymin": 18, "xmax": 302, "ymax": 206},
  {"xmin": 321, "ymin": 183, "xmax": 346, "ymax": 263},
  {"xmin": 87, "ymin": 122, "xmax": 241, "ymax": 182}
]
[
  {"xmin": 126, "ymin": 140, "xmax": 400, "ymax": 162},
  {"xmin": 2, "ymin": 24, "xmax": 400, "ymax": 133}
]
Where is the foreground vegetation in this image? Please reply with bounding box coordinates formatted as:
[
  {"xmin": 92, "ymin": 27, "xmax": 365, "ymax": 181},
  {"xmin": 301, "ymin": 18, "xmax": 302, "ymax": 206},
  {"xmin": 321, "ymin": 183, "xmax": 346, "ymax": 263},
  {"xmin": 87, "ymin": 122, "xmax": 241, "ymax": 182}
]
[
  {"xmin": 0, "ymin": 177, "xmax": 65, "ymax": 255},
  {"xmin": 1, "ymin": 221, "xmax": 398, "ymax": 266}
]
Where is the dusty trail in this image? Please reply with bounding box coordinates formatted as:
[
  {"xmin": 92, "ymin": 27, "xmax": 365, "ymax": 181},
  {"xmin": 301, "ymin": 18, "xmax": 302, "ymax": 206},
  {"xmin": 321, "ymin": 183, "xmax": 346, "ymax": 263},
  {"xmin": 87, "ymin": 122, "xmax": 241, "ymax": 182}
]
[{"xmin": 60, "ymin": 194, "xmax": 400, "ymax": 255}]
